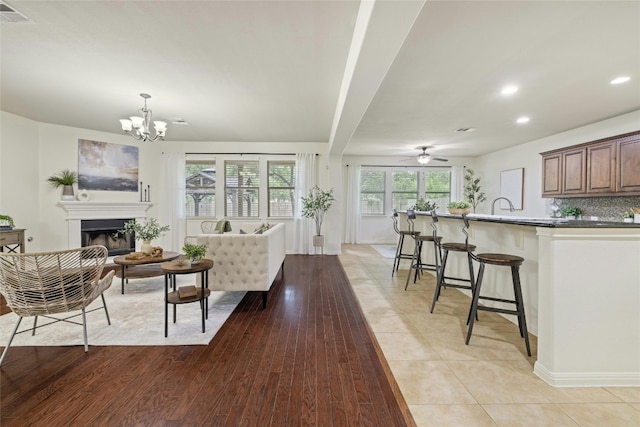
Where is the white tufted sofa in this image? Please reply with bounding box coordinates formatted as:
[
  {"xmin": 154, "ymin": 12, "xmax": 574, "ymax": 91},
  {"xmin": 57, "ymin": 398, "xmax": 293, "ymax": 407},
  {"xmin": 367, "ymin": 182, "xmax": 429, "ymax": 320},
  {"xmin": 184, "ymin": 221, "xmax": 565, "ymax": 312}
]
[{"xmin": 194, "ymin": 223, "xmax": 286, "ymax": 308}]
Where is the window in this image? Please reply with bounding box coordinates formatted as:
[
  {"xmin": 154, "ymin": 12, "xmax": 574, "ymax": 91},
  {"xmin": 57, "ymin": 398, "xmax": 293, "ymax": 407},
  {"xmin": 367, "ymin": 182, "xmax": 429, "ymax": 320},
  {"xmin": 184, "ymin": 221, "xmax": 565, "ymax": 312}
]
[
  {"xmin": 423, "ymin": 170, "xmax": 452, "ymax": 209},
  {"xmin": 268, "ymin": 161, "xmax": 295, "ymax": 217},
  {"xmin": 392, "ymin": 170, "xmax": 418, "ymax": 211},
  {"xmin": 185, "ymin": 162, "xmax": 215, "ymax": 217},
  {"xmin": 225, "ymin": 161, "xmax": 260, "ymax": 217},
  {"xmin": 360, "ymin": 170, "xmax": 385, "ymax": 214}
]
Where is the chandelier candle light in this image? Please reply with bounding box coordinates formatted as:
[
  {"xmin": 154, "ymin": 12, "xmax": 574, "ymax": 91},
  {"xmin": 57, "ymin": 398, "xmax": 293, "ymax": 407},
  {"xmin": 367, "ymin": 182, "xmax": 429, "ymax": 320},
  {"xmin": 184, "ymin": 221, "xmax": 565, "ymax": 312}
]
[{"xmin": 120, "ymin": 93, "xmax": 167, "ymax": 142}]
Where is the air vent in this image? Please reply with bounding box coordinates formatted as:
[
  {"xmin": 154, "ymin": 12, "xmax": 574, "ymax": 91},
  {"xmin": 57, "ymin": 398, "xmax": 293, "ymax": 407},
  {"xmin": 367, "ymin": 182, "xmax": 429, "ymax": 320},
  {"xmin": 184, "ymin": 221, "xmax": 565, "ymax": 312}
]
[
  {"xmin": 171, "ymin": 119, "xmax": 190, "ymax": 125},
  {"xmin": 0, "ymin": 1, "xmax": 31, "ymax": 23}
]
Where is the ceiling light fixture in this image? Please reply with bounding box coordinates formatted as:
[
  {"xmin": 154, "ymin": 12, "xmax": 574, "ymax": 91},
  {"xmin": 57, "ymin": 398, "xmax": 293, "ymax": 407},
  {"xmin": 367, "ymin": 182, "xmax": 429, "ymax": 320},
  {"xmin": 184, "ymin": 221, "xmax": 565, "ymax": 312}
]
[
  {"xmin": 610, "ymin": 76, "xmax": 630, "ymax": 85},
  {"xmin": 501, "ymin": 85, "xmax": 519, "ymax": 95},
  {"xmin": 417, "ymin": 152, "xmax": 431, "ymax": 164},
  {"xmin": 119, "ymin": 93, "xmax": 167, "ymax": 142},
  {"xmin": 516, "ymin": 116, "xmax": 530, "ymax": 124}
]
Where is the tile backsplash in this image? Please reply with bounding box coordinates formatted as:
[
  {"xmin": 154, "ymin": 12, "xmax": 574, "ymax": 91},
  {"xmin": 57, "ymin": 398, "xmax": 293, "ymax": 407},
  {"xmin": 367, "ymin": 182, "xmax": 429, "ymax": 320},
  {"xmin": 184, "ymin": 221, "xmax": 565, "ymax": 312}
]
[{"xmin": 550, "ymin": 196, "xmax": 640, "ymax": 221}]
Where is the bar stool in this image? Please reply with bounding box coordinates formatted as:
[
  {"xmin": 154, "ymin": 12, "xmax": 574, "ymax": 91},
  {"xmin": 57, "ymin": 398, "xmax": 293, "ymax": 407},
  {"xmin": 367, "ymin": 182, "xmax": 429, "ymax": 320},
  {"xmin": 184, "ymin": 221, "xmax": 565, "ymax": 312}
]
[
  {"xmin": 391, "ymin": 209, "xmax": 421, "ymax": 277},
  {"xmin": 462, "ymin": 216, "xmax": 531, "ymax": 357},
  {"xmin": 430, "ymin": 211, "xmax": 477, "ymax": 314},
  {"xmin": 404, "ymin": 209, "xmax": 442, "ymax": 290}
]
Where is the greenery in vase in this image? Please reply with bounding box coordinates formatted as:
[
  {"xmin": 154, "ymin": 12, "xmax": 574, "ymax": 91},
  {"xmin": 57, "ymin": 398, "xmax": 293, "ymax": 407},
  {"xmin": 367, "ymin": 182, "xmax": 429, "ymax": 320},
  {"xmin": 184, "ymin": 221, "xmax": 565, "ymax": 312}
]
[
  {"xmin": 301, "ymin": 186, "xmax": 335, "ymax": 236},
  {"xmin": 47, "ymin": 169, "xmax": 78, "ymax": 188},
  {"xmin": 0, "ymin": 214, "xmax": 15, "ymax": 228},
  {"xmin": 560, "ymin": 206, "xmax": 582, "ymax": 217},
  {"xmin": 119, "ymin": 218, "xmax": 170, "ymax": 241},
  {"xmin": 182, "ymin": 243, "xmax": 208, "ymax": 261},
  {"xmin": 622, "ymin": 210, "xmax": 634, "ymax": 219},
  {"xmin": 414, "ymin": 198, "xmax": 437, "ymax": 212},
  {"xmin": 463, "ymin": 168, "xmax": 486, "ymax": 213},
  {"xmin": 447, "ymin": 200, "xmax": 472, "ymax": 209}
]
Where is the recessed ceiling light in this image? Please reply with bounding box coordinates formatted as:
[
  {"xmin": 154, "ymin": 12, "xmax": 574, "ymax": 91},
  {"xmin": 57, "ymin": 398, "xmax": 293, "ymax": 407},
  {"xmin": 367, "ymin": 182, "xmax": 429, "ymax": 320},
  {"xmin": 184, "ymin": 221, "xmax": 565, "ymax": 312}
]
[
  {"xmin": 610, "ymin": 76, "xmax": 631, "ymax": 85},
  {"xmin": 501, "ymin": 85, "xmax": 519, "ymax": 95},
  {"xmin": 516, "ymin": 116, "xmax": 530, "ymax": 124}
]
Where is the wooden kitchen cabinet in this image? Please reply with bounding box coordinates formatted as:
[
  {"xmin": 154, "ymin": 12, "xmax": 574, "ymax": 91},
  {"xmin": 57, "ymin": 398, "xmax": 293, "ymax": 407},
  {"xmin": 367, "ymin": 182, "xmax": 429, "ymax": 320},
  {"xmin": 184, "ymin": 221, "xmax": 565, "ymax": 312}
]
[
  {"xmin": 617, "ymin": 133, "xmax": 640, "ymax": 193},
  {"xmin": 541, "ymin": 130, "xmax": 640, "ymax": 197}
]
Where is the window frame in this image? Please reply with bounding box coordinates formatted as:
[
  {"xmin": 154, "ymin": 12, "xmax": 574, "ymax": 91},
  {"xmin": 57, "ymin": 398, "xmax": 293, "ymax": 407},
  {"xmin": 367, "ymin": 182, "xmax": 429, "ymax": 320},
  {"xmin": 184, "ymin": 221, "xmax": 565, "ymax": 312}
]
[{"xmin": 267, "ymin": 160, "xmax": 295, "ymax": 218}]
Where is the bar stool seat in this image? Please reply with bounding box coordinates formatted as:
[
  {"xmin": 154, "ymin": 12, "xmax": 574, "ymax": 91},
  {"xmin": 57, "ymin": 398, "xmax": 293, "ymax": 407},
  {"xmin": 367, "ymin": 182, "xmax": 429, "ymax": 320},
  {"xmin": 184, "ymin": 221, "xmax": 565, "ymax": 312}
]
[
  {"xmin": 466, "ymin": 251, "xmax": 531, "ymax": 357},
  {"xmin": 392, "ymin": 210, "xmax": 421, "ymax": 277},
  {"xmin": 430, "ymin": 241, "xmax": 477, "ymax": 313},
  {"xmin": 404, "ymin": 210, "xmax": 443, "ymax": 290}
]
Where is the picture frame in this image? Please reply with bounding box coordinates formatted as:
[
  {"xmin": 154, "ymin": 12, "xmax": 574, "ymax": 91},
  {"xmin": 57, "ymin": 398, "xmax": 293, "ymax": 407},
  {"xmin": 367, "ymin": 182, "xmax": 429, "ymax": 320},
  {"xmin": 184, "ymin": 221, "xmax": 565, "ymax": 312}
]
[{"xmin": 78, "ymin": 139, "xmax": 138, "ymax": 192}]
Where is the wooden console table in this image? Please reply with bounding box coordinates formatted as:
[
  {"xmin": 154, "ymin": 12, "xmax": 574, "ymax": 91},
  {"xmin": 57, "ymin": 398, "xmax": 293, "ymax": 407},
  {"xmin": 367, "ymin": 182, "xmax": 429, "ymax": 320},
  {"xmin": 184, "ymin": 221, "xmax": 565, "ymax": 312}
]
[{"xmin": 0, "ymin": 229, "xmax": 25, "ymax": 253}]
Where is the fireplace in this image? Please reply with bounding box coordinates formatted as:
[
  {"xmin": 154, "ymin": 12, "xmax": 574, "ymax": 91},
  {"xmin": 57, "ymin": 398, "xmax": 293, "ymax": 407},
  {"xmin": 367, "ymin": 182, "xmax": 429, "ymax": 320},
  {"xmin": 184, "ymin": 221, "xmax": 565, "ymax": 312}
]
[{"xmin": 81, "ymin": 219, "xmax": 135, "ymax": 256}]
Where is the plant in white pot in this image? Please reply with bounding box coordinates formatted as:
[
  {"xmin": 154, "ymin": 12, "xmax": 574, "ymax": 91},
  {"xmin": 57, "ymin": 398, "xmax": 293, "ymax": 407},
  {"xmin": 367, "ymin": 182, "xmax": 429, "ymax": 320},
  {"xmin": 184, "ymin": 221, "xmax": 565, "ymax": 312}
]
[
  {"xmin": 119, "ymin": 218, "xmax": 170, "ymax": 255},
  {"xmin": 301, "ymin": 186, "xmax": 335, "ymax": 250},
  {"xmin": 182, "ymin": 243, "xmax": 207, "ymax": 266},
  {"xmin": 47, "ymin": 169, "xmax": 78, "ymax": 201}
]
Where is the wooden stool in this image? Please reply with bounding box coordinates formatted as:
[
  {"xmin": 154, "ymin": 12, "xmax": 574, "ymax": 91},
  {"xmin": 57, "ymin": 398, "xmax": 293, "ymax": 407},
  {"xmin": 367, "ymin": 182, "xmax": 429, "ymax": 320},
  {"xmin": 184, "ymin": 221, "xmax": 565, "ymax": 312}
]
[
  {"xmin": 464, "ymin": 223, "xmax": 531, "ymax": 356},
  {"xmin": 391, "ymin": 210, "xmax": 421, "ymax": 277},
  {"xmin": 404, "ymin": 209, "xmax": 442, "ymax": 290}
]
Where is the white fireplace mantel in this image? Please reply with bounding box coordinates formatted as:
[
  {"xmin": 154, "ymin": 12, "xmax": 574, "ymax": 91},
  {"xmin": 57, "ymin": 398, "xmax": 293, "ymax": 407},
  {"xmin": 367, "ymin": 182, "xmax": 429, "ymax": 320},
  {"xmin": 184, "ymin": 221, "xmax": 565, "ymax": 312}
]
[{"xmin": 58, "ymin": 201, "xmax": 152, "ymax": 248}]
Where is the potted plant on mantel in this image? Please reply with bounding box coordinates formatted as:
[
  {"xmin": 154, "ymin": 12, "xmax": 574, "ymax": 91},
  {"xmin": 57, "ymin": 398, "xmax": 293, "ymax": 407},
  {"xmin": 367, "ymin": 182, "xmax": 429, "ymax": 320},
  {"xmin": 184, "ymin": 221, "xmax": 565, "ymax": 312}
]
[
  {"xmin": 119, "ymin": 218, "xmax": 170, "ymax": 255},
  {"xmin": 301, "ymin": 186, "xmax": 335, "ymax": 251},
  {"xmin": 47, "ymin": 169, "xmax": 78, "ymax": 201}
]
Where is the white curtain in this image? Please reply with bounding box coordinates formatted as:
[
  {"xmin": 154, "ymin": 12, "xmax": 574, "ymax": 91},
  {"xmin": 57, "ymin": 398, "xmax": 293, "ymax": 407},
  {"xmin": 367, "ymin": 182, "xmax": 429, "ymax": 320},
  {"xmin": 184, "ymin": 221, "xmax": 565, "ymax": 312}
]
[
  {"xmin": 293, "ymin": 153, "xmax": 316, "ymax": 254},
  {"xmin": 162, "ymin": 152, "xmax": 186, "ymax": 251},
  {"xmin": 343, "ymin": 164, "xmax": 361, "ymax": 243},
  {"xmin": 451, "ymin": 165, "xmax": 464, "ymax": 203}
]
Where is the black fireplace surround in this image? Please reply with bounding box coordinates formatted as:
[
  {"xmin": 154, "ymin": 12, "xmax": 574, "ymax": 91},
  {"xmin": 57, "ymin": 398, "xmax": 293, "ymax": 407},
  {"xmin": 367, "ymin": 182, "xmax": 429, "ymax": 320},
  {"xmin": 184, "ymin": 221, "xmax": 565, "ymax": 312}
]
[{"xmin": 81, "ymin": 219, "xmax": 135, "ymax": 256}]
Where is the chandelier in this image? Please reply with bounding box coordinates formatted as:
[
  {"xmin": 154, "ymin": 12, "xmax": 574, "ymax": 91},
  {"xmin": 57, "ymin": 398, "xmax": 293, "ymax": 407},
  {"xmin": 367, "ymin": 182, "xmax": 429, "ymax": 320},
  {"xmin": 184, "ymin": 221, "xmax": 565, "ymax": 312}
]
[{"xmin": 119, "ymin": 93, "xmax": 167, "ymax": 142}]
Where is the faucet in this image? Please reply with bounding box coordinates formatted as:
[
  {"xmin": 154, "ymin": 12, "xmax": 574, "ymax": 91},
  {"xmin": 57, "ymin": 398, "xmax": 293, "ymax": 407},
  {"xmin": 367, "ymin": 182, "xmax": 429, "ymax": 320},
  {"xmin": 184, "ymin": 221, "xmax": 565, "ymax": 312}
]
[{"xmin": 491, "ymin": 197, "xmax": 515, "ymax": 215}]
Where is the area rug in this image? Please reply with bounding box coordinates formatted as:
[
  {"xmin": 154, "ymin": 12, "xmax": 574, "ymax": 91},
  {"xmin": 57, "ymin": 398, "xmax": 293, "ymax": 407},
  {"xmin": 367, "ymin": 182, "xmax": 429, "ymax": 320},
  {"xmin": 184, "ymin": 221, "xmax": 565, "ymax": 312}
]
[
  {"xmin": 371, "ymin": 244, "xmax": 397, "ymax": 259},
  {"xmin": 0, "ymin": 275, "xmax": 245, "ymax": 347}
]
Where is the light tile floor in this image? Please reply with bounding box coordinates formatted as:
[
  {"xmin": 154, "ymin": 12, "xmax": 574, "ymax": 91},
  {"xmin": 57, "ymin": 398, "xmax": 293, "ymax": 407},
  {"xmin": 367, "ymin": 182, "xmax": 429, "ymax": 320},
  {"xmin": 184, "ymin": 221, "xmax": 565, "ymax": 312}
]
[{"xmin": 339, "ymin": 244, "xmax": 640, "ymax": 427}]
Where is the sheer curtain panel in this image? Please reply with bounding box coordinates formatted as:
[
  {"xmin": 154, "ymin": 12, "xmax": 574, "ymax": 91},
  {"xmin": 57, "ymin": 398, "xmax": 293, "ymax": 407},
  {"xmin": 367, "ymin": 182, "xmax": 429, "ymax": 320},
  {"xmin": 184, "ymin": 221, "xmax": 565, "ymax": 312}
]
[{"xmin": 293, "ymin": 153, "xmax": 316, "ymax": 254}]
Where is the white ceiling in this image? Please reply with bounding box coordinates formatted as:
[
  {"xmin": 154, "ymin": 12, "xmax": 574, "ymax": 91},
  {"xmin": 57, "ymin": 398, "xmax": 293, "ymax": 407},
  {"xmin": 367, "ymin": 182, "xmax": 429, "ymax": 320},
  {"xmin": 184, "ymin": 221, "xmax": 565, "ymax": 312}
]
[{"xmin": 1, "ymin": 0, "xmax": 639, "ymax": 160}]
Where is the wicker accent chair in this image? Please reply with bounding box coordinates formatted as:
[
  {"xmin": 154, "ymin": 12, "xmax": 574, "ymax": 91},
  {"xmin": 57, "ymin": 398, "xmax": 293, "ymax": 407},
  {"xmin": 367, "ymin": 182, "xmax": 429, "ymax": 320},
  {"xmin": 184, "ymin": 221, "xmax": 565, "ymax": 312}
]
[
  {"xmin": 0, "ymin": 245, "xmax": 115, "ymax": 366},
  {"xmin": 200, "ymin": 220, "xmax": 232, "ymax": 234}
]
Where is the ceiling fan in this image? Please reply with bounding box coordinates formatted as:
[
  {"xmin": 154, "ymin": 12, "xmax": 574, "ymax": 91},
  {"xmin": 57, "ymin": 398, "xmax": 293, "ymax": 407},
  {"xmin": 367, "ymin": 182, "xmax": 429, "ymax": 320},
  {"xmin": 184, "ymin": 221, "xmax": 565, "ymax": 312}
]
[{"xmin": 409, "ymin": 146, "xmax": 449, "ymax": 164}]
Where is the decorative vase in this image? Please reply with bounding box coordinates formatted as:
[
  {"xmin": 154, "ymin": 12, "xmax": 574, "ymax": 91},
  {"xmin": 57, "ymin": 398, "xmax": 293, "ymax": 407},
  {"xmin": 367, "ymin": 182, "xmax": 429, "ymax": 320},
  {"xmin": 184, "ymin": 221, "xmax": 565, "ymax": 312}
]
[
  {"xmin": 313, "ymin": 235, "xmax": 324, "ymax": 248},
  {"xmin": 623, "ymin": 218, "xmax": 634, "ymax": 223},
  {"xmin": 141, "ymin": 240, "xmax": 153, "ymax": 255},
  {"xmin": 190, "ymin": 256, "xmax": 202, "ymax": 265},
  {"xmin": 448, "ymin": 208, "xmax": 471, "ymax": 215},
  {"xmin": 61, "ymin": 185, "xmax": 75, "ymax": 201}
]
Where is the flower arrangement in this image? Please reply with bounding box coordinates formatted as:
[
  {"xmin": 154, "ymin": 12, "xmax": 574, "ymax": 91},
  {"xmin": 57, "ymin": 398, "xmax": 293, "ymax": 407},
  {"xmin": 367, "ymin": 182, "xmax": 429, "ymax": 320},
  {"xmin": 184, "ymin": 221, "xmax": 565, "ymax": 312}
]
[
  {"xmin": 415, "ymin": 198, "xmax": 437, "ymax": 212},
  {"xmin": 182, "ymin": 243, "xmax": 208, "ymax": 263},
  {"xmin": 119, "ymin": 218, "xmax": 170, "ymax": 241},
  {"xmin": 301, "ymin": 186, "xmax": 335, "ymax": 236}
]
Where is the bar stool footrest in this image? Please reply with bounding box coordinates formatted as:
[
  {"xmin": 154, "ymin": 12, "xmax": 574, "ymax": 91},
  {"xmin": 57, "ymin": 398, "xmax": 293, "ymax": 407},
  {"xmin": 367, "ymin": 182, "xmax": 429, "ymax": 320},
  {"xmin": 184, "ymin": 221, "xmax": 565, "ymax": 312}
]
[
  {"xmin": 476, "ymin": 305, "xmax": 519, "ymax": 316},
  {"xmin": 478, "ymin": 295, "xmax": 517, "ymax": 305}
]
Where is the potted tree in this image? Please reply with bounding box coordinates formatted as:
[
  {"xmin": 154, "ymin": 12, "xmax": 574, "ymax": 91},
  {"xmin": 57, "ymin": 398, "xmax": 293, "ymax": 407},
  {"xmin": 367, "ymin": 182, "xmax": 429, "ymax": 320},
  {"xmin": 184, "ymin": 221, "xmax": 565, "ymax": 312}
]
[
  {"xmin": 464, "ymin": 168, "xmax": 486, "ymax": 213},
  {"xmin": 182, "ymin": 243, "xmax": 208, "ymax": 266},
  {"xmin": 47, "ymin": 169, "xmax": 78, "ymax": 200},
  {"xmin": 301, "ymin": 186, "xmax": 335, "ymax": 251},
  {"xmin": 119, "ymin": 218, "xmax": 170, "ymax": 255}
]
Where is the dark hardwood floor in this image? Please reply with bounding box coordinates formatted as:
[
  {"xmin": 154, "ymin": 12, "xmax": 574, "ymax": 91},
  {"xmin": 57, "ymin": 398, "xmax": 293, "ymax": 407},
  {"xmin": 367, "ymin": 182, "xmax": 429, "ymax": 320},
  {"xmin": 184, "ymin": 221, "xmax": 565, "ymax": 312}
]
[{"xmin": 1, "ymin": 255, "xmax": 414, "ymax": 426}]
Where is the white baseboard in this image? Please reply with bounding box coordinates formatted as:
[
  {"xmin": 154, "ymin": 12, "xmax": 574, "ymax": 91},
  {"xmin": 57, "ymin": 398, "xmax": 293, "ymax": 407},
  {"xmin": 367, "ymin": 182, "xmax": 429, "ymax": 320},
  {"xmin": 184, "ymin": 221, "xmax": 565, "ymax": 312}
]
[{"xmin": 534, "ymin": 361, "xmax": 640, "ymax": 387}]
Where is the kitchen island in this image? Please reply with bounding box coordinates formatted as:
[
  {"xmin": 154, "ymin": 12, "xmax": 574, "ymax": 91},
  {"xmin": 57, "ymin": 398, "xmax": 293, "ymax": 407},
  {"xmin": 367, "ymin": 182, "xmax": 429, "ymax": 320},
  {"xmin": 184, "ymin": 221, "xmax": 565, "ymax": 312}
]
[{"xmin": 400, "ymin": 211, "xmax": 640, "ymax": 387}]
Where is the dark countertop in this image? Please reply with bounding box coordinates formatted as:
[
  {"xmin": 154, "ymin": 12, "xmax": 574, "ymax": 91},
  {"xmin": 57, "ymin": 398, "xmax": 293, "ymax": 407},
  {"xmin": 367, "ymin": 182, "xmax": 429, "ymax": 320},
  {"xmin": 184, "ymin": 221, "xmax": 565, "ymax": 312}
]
[{"xmin": 410, "ymin": 211, "xmax": 640, "ymax": 228}]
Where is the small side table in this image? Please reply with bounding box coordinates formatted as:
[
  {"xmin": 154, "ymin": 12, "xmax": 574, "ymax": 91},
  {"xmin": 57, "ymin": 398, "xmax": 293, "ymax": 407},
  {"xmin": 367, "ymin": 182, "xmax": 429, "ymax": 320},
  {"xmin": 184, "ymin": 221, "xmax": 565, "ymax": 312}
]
[
  {"xmin": 113, "ymin": 251, "xmax": 179, "ymax": 294},
  {"xmin": 0, "ymin": 229, "xmax": 25, "ymax": 253},
  {"xmin": 160, "ymin": 258, "xmax": 214, "ymax": 337}
]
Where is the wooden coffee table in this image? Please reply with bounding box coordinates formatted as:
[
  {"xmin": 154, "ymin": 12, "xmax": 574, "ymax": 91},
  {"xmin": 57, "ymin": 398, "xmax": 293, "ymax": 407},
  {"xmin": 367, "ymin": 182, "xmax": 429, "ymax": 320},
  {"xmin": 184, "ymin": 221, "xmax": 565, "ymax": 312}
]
[{"xmin": 112, "ymin": 251, "xmax": 179, "ymax": 294}]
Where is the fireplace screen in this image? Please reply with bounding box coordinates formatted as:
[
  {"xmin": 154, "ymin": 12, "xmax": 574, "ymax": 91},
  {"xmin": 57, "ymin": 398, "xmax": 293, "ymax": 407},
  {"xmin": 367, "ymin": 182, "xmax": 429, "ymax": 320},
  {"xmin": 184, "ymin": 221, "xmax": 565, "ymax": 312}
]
[{"xmin": 81, "ymin": 219, "xmax": 135, "ymax": 256}]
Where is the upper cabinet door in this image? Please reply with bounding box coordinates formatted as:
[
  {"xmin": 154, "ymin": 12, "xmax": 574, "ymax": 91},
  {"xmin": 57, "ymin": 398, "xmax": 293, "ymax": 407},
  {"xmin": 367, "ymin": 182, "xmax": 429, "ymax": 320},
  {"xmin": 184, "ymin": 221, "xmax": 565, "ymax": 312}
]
[
  {"xmin": 562, "ymin": 147, "xmax": 586, "ymax": 194},
  {"xmin": 541, "ymin": 153, "xmax": 562, "ymax": 196},
  {"xmin": 587, "ymin": 141, "xmax": 616, "ymax": 194},
  {"xmin": 617, "ymin": 134, "xmax": 640, "ymax": 193}
]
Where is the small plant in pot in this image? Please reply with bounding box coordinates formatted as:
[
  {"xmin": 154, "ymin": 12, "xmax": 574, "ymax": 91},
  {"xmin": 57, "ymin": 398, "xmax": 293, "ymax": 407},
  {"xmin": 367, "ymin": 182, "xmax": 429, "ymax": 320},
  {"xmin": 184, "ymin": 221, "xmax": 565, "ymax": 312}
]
[
  {"xmin": 301, "ymin": 186, "xmax": 335, "ymax": 250},
  {"xmin": 0, "ymin": 214, "xmax": 15, "ymax": 230},
  {"xmin": 119, "ymin": 218, "xmax": 170, "ymax": 255},
  {"xmin": 182, "ymin": 243, "xmax": 207, "ymax": 265},
  {"xmin": 560, "ymin": 206, "xmax": 582, "ymax": 219},
  {"xmin": 414, "ymin": 198, "xmax": 437, "ymax": 212},
  {"xmin": 622, "ymin": 210, "xmax": 634, "ymax": 223},
  {"xmin": 447, "ymin": 200, "xmax": 472, "ymax": 215},
  {"xmin": 47, "ymin": 169, "xmax": 78, "ymax": 200}
]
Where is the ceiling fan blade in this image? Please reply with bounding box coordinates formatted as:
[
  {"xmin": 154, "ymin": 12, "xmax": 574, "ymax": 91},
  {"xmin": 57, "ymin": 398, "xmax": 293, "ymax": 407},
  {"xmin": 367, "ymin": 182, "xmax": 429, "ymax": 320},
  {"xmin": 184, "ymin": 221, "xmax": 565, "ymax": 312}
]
[{"xmin": 432, "ymin": 157, "xmax": 449, "ymax": 162}]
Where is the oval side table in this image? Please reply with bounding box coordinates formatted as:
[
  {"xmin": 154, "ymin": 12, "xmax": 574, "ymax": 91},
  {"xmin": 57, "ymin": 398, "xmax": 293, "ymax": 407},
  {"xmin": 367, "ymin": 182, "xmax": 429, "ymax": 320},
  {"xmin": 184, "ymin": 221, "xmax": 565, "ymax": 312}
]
[{"xmin": 160, "ymin": 258, "xmax": 214, "ymax": 337}]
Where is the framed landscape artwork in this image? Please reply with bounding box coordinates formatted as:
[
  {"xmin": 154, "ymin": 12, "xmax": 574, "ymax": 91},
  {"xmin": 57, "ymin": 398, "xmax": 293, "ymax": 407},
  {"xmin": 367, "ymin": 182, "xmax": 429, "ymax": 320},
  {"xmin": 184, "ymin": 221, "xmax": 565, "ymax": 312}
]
[{"xmin": 78, "ymin": 139, "xmax": 139, "ymax": 192}]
